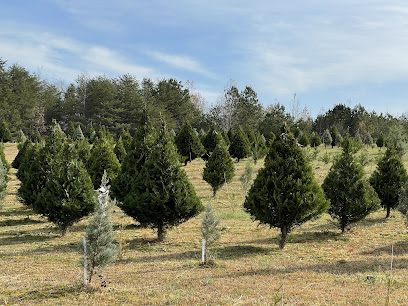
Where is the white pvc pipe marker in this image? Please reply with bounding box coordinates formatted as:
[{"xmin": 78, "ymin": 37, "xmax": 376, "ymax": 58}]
[
  {"xmin": 83, "ymin": 237, "xmax": 87, "ymax": 285},
  {"xmin": 202, "ymin": 239, "xmax": 206, "ymax": 264}
]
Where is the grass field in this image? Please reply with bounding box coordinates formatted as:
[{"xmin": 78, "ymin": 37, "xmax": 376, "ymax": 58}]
[{"xmin": 1, "ymin": 143, "xmax": 408, "ymax": 305}]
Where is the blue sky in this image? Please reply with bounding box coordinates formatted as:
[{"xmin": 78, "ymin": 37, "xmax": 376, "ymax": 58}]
[{"xmin": 1, "ymin": 0, "xmax": 408, "ymax": 118}]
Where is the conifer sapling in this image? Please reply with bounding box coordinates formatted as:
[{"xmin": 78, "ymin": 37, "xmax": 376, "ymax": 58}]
[{"xmin": 201, "ymin": 202, "xmax": 220, "ymax": 264}]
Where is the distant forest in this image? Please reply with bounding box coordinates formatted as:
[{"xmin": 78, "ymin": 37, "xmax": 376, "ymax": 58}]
[{"xmin": 1, "ymin": 58, "xmax": 407, "ymax": 143}]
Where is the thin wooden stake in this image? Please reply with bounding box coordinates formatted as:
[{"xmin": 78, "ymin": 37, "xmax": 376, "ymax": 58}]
[{"xmin": 83, "ymin": 237, "xmax": 87, "ymax": 286}]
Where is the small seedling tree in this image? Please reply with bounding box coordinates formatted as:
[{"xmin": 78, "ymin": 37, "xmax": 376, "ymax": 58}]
[
  {"xmin": 201, "ymin": 203, "xmax": 220, "ymax": 264},
  {"xmin": 121, "ymin": 118, "xmax": 203, "ymax": 241},
  {"xmin": 244, "ymin": 126, "xmax": 329, "ymax": 249},
  {"xmin": 240, "ymin": 161, "xmax": 255, "ymax": 194},
  {"xmin": 203, "ymin": 142, "xmax": 235, "ymax": 197},
  {"xmin": 370, "ymin": 145, "xmax": 408, "ymax": 218},
  {"xmin": 322, "ymin": 138, "xmax": 380, "ymax": 232},
  {"xmin": 81, "ymin": 171, "xmax": 118, "ymax": 283}
]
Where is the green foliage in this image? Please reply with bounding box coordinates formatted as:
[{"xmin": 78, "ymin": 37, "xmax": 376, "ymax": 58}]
[
  {"xmin": 81, "ymin": 171, "xmax": 118, "ymax": 283},
  {"xmin": 120, "ymin": 118, "xmax": 203, "ymax": 240},
  {"xmin": 201, "ymin": 202, "xmax": 220, "ymax": 263},
  {"xmin": 322, "ymin": 129, "xmax": 332, "ymax": 148},
  {"xmin": 0, "ymin": 155, "xmax": 7, "ymax": 200},
  {"xmin": 335, "ymin": 133, "xmax": 343, "ymax": 146},
  {"xmin": 202, "ymin": 127, "xmax": 224, "ymax": 155},
  {"xmin": 240, "ymin": 161, "xmax": 254, "ymax": 194},
  {"xmin": 244, "ymin": 129, "xmax": 329, "ymax": 249},
  {"xmin": 376, "ymin": 134, "xmax": 385, "ymax": 148},
  {"xmin": 85, "ymin": 123, "xmax": 96, "ymax": 143},
  {"xmin": 114, "ymin": 136, "xmax": 127, "ymax": 164},
  {"xmin": 72, "ymin": 125, "xmax": 85, "ymax": 141},
  {"xmin": 398, "ymin": 181, "xmax": 408, "ymax": 218},
  {"xmin": 221, "ymin": 130, "xmax": 230, "ymax": 146},
  {"xmin": 229, "ymin": 126, "xmax": 252, "ymax": 161},
  {"xmin": 12, "ymin": 139, "xmax": 30, "ymax": 169},
  {"xmin": 119, "ymin": 128, "xmax": 132, "ymax": 152},
  {"xmin": 0, "ymin": 121, "xmax": 12, "ymax": 142},
  {"xmin": 87, "ymin": 137, "xmax": 121, "ymax": 189},
  {"xmin": 310, "ymin": 132, "xmax": 322, "ymax": 147},
  {"xmin": 112, "ymin": 109, "xmax": 156, "ymax": 202},
  {"xmin": 322, "ymin": 138, "xmax": 380, "ymax": 232},
  {"xmin": 203, "ymin": 142, "xmax": 235, "ymax": 196},
  {"xmin": 15, "ymin": 129, "xmax": 27, "ymax": 144},
  {"xmin": 36, "ymin": 159, "xmax": 95, "ymax": 235},
  {"xmin": 330, "ymin": 125, "xmax": 339, "ymax": 147},
  {"xmin": 0, "ymin": 143, "xmax": 10, "ymax": 172},
  {"xmin": 73, "ymin": 138, "xmax": 91, "ymax": 165},
  {"xmin": 175, "ymin": 121, "xmax": 205, "ymax": 163},
  {"xmin": 370, "ymin": 146, "xmax": 408, "ymax": 218},
  {"xmin": 297, "ymin": 131, "xmax": 310, "ymax": 147}
]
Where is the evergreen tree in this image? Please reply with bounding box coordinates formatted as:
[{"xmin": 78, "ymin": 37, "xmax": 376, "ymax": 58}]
[
  {"xmin": 252, "ymin": 132, "xmax": 268, "ymax": 163},
  {"xmin": 0, "ymin": 156, "xmax": 7, "ymax": 200},
  {"xmin": 398, "ymin": 181, "xmax": 408, "ymax": 220},
  {"xmin": 363, "ymin": 133, "xmax": 373, "ymax": 147},
  {"xmin": 376, "ymin": 134, "xmax": 385, "ymax": 148},
  {"xmin": 73, "ymin": 138, "xmax": 91, "ymax": 165},
  {"xmin": 297, "ymin": 131, "xmax": 310, "ymax": 147},
  {"xmin": 175, "ymin": 121, "xmax": 205, "ymax": 163},
  {"xmin": 229, "ymin": 126, "xmax": 252, "ymax": 162},
  {"xmin": 112, "ymin": 109, "xmax": 156, "ymax": 202},
  {"xmin": 114, "ymin": 136, "xmax": 127, "ymax": 164},
  {"xmin": 330, "ymin": 125, "xmax": 339, "ymax": 148},
  {"xmin": 203, "ymin": 142, "xmax": 235, "ymax": 197},
  {"xmin": 221, "ymin": 129, "xmax": 230, "ymax": 146},
  {"xmin": 240, "ymin": 161, "xmax": 255, "ymax": 194},
  {"xmin": 0, "ymin": 121, "xmax": 12, "ymax": 142},
  {"xmin": 15, "ymin": 129, "xmax": 27, "ymax": 144},
  {"xmin": 322, "ymin": 138, "xmax": 380, "ymax": 232},
  {"xmin": 119, "ymin": 128, "xmax": 132, "ymax": 152},
  {"xmin": 87, "ymin": 136, "xmax": 121, "ymax": 189},
  {"xmin": 85, "ymin": 122, "xmax": 96, "ymax": 143},
  {"xmin": 244, "ymin": 126, "xmax": 329, "ymax": 249},
  {"xmin": 335, "ymin": 133, "xmax": 343, "ymax": 147},
  {"xmin": 120, "ymin": 118, "xmax": 203, "ymax": 241},
  {"xmin": 81, "ymin": 171, "xmax": 118, "ymax": 283},
  {"xmin": 322, "ymin": 129, "xmax": 332, "ymax": 148},
  {"xmin": 370, "ymin": 145, "xmax": 408, "ymax": 218},
  {"xmin": 201, "ymin": 202, "xmax": 220, "ymax": 263},
  {"xmin": 72, "ymin": 125, "xmax": 85, "ymax": 141},
  {"xmin": 36, "ymin": 159, "xmax": 95, "ymax": 235},
  {"xmin": 12, "ymin": 139, "xmax": 30, "ymax": 169},
  {"xmin": 32, "ymin": 131, "xmax": 43, "ymax": 143},
  {"xmin": 0, "ymin": 143, "xmax": 10, "ymax": 172},
  {"xmin": 202, "ymin": 126, "xmax": 223, "ymax": 156},
  {"xmin": 310, "ymin": 132, "xmax": 322, "ymax": 147},
  {"xmin": 67, "ymin": 122, "xmax": 76, "ymax": 139}
]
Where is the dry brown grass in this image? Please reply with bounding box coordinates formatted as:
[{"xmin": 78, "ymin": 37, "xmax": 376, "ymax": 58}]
[{"xmin": 1, "ymin": 143, "xmax": 408, "ymax": 305}]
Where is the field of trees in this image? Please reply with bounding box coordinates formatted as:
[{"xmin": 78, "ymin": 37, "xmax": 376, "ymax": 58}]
[{"xmin": 1, "ymin": 143, "xmax": 408, "ymax": 305}]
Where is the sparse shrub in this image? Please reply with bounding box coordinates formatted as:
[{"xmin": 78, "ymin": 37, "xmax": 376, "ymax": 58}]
[
  {"xmin": 321, "ymin": 151, "xmax": 331, "ymax": 164},
  {"xmin": 201, "ymin": 203, "xmax": 220, "ymax": 264},
  {"xmin": 240, "ymin": 161, "xmax": 255, "ymax": 194}
]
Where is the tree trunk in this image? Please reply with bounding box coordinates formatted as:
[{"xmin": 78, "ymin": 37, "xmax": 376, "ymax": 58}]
[
  {"xmin": 61, "ymin": 226, "xmax": 67, "ymax": 237},
  {"xmin": 386, "ymin": 206, "xmax": 391, "ymax": 219},
  {"xmin": 157, "ymin": 225, "xmax": 166, "ymax": 241},
  {"xmin": 213, "ymin": 189, "xmax": 217, "ymax": 197},
  {"xmin": 279, "ymin": 227, "xmax": 288, "ymax": 249}
]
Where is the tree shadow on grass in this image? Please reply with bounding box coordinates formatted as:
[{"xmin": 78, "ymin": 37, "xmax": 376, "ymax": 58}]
[
  {"xmin": 1, "ymin": 207, "xmax": 34, "ymax": 217},
  {"xmin": 0, "ymin": 217, "xmax": 45, "ymax": 227},
  {"xmin": 288, "ymin": 230, "xmax": 348, "ymax": 244},
  {"xmin": 360, "ymin": 240, "xmax": 408, "ymax": 256},
  {"xmin": 0, "ymin": 233, "xmax": 56, "ymax": 246}
]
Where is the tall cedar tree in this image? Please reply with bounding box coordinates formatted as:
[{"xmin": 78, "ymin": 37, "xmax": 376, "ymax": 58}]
[
  {"xmin": 203, "ymin": 141, "xmax": 235, "ymax": 197},
  {"xmin": 111, "ymin": 109, "xmax": 156, "ymax": 202},
  {"xmin": 202, "ymin": 126, "xmax": 222, "ymax": 156},
  {"xmin": 330, "ymin": 125, "xmax": 339, "ymax": 148},
  {"xmin": 73, "ymin": 138, "xmax": 91, "ymax": 165},
  {"xmin": 175, "ymin": 121, "xmax": 205, "ymax": 163},
  {"xmin": 322, "ymin": 138, "xmax": 380, "ymax": 232},
  {"xmin": 121, "ymin": 118, "xmax": 203, "ymax": 241},
  {"xmin": 0, "ymin": 143, "xmax": 10, "ymax": 172},
  {"xmin": 370, "ymin": 145, "xmax": 408, "ymax": 218},
  {"xmin": 322, "ymin": 129, "xmax": 332, "ymax": 148},
  {"xmin": 81, "ymin": 171, "xmax": 118, "ymax": 283},
  {"xmin": 221, "ymin": 130, "xmax": 230, "ymax": 146},
  {"xmin": 119, "ymin": 128, "xmax": 133, "ymax": 152},
  {"xmin": 36, "ymin": 159, "xmax": 95, "ymax": 235},
  {"xmin": 87, "ymin": 136, "xmax": 121, "ymax": 189},
  {"xmin": 376, "ymin": 134, "xmax": 385, "ymax": 148},
  {"xmin": 297, "ymin": 131, "xmax": 310, "ymax": 147},
  {"xmin": 252, "ymin": 132, "xmax": 268, "ymax": 163},
  {"xmin": 0, "ymin": 121, "xmax": 12, "ymax": 142},
  {"xmin": 244, "ymin": 126, "xmax": 329, "ymax": 249},
  {"xmin": 19, "ymin": 122, "xmax": 67, "ymax": 209},
  {"xmin": 0, "ymin": 154, "xmax": 7, "ymax": 200},
  {"xmin": 114, "ymin": 136, "xmax": 127, "ymax": 164},
  {"xmin": 12, "ymin": 139, "xmax": 30, "ymax": 169},
  {"xmin": 72, "ymin": 125, "xmax": 85, "ymax": 141},
  {"xmin": 229, "ymin": 126, "xmax": 252, "ymax": 162},
  {"xmin": 310, "ymin": 132, "xmax": 322, "ymax": 147}
]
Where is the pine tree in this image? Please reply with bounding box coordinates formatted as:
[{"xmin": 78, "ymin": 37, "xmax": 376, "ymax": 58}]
[
  {"xmin": 376, "ymin": 134, "xmax": 385, "ymax": 148},
  {"xmin": 330, "ymin": 125, "xmax": 339, "ymax": 148},
  {"xmin": 114, "ymin": 136, "xmax": 127, "ymax": 164},
  {"xmin": 0, "ymin": 143, "xmax": 10, "ymax": 172},
  {"xmin": 12, "ymin": 139, "xmax": 30, "ymax": 169},
  {"xmin": 335, "ymin": 133, "xmax": 343, "ymax": 147},
  {"xmin": 398, "ymin": 181, "xmax": 408, "ymax": 220},
  {"xmin": 119, "ymin": 128, "xmax": 132, "ymax": 152},
  {"xmin": 67, "ymin": 122, "xmax": 76, "ymax": 139},
  {"xmin": 201, "ymin": 202, "xmax": 220, "ymax": 263},
  {"xmin": 121, "ymin": 118, "xmax": 203, "ymax": 241},
  {"xmin": 15, "ymin": 129, "xmax": 27, "ymax": 144},
  {"xmin": 202, "ymin": 126, "xmax": 223, "ymax": 156},
  {"xmin": 240, "ymin": 161, "xmax": 254, "ymax": 194},
  {"xmin": 0, "ymin": 121, "xmax": 12, "ymax": 142},
  {"xmin": 252, "ymin": 132, "xmax": 268, "ymax": 163},
  {"xmin": 310, "ymin": 132, "xmax": 322, "ymax": 147},
  {"xmin": 229, "ymin": 126, "xmax": 252, "ymax": 162},
  {"xmin": 36, "ymin": 159, "xmax": 95, "ymax": 235},
  {"xmin": 322, "ymin": 129, "xmax": 332, "ymax": 148},
  {"xmin": 72, "ymin": 125, "xmax": 85, "ymax": 141},
  {"xmin": 87, "ymin": 136, "xmax": 121, "ymax": 189},
  {"xmin": 370, "ymin": 145, "xmax": 408, "ymax": 218},
  {"xmin": 0, "ymin": 156, "xmax": 7, "ymax": 200},
  {"xmin": 85, "ymin": 122, "xmax": 96, "ymax": 143},
  {"xmin": 297, "ymin": 132, "xmax": 310, "ymax": 147},
  {"xmin": 322, "ymin": 138, "xmax": 380, "ymax": 232},
  {"xmin": 175, "ymin": 121, "xmax": 205, "ymax": 163},
  {"xmin": 203, "ymin": 142, "xmax": 235, "ymax": 197},
  {"xmin": 112, "ymin": 109, "xmax": 156, "ymax": 202},
  {"xmin": 244, "ymin": 126, "xmax": 329, "ymax": 249},
  {"xmin": 73, "ymin": 138, "xmax": 91, "ymax": 165},
  {"xmin": 81, "ymin": 171, "xmax": 118, "ymax": 283},
  {"xmin": 221, "ymin": 129, "xmax": 230, "ymax": 146}
]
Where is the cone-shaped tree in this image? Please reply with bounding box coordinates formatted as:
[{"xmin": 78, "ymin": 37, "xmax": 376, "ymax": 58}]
[
  {"xmin": 12, "ymin": 139, "xmax": 30, "ymax": 169},
  {"xmin": 111, "ymin": 109, "xmax": 156, "ymax": 202},
  {"xmin": 201, "ymin": 202, "xmax": 220, "ymax": 263},
  {"xmin": 376, "ymin": 134, "xmax": 385, "ymax": 148},
  {"xmin": 175, "ymin": 121, "xmax": 205, "ymax": 163},
  {"xmin": 202, "ymin": 126, "xmax": 223, "ymax": 155},
  {"xmin": 322, "ymin": 138, "xmax": 380, "ymax": 232},
  {"xmin": 252, "ymin": 132, "xmax": 268, "ymax": 163},
  {"xmin": 81, "ymin": 171, "xmax": 118, "ymax": 283},
  {"xmin": 335, "ymin": 133, "xmax": 343, "ymax": 147},
  {"xmin": 87, "ymin": 136, "xmax": 121, "ymax": 189},
  {"xmin": 85, "ymin": 122, "xmax": 96, "ymax": 143},
  {"xmin": 221, "ymin": 130, "xmax": 230, "ymax": 146},
  {"xmin": 36, "ymin": 159, "xmax": 95, "ymax": 235},
  {"xmin": 244, "ymin": 126, "xmax": 329, "ymax": 249},
  {"xmin": 370, "ymin": 145, "xmax": 408, "ymax": 218},
  {"xmin": 16, "ymin": 141, "xmax": 41, "ymax": 183},
  {"xmin": 114, "ymin": 136, "xmax": 127, "ymax": 164},
  {"xmin": 297, "ymin": 131, "xmax": 310, "ymax": 147},
  {"xmin": 73, "ymin": 138, "xmax": 91, "ymax": 165},
  {"xmin": 119, "ymin": 128, "xmax": 132, "ymax": 152},
  {"xmin": 330, "ymin": 125, "xmax": 339, "ymax": 148},
  {"xmin": 0, "ymin": 156, "xmax": 7, "ymax": 200},
  {"xmin": 203, "ymin": 141, "xmax": 235, "ymax": 197},
  {"xmin": 67, "ymin": 122, "xmax": 77, "ymax": 139},
  {"xmin": 72, "ymin": 125, "xmax": 85, "ymax": 141},
  {"xmin": 0, "ymin": 143, "xmax": 10, "ymax": 172},
  {"xmin": 310, "ymin": 132, "xmax": 322, "ymax": 147},
  {"xmin": 229, "ymin": 126, "xmax": 252, "ymax": 162},
  {"xmin": 322, "ymin": 129, "xmax": 332, "ymax": 148},
  {"xmin": 0, "ymin": 121, "xmax": 12, "ymax": 142},
  {"xmin": 16, "ymin": 129, "xmax": 27, "ymax": 144},
  {"xmin": 121, "ymin": 118, "xmax": 203, "ymax": 241}
]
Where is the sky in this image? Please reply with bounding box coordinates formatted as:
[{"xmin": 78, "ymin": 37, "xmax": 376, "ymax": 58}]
[{"xmin": 1, "ymin": 0, "xmax": 408, "ymax": 118}]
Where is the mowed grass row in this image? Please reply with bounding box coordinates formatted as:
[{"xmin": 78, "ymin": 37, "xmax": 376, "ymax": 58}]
[{"xmin": 1, "ymin": 143, "xmax": 408, "ymax": 305}]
